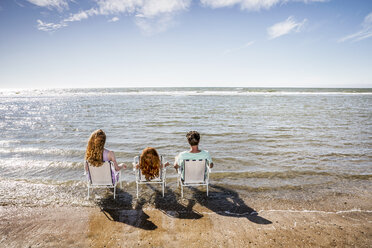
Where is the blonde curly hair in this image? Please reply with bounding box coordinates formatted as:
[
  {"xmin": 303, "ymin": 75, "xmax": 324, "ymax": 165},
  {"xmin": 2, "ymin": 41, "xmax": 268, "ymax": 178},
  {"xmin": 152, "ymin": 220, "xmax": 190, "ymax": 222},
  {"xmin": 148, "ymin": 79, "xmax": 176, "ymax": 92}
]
[
  {"xmin": 140, "ymin": 147, "xmax": 160, "ymax": 181},
  {"xmin": 85, "ymin": 129, "xmax": 106, "ymax": 167}
]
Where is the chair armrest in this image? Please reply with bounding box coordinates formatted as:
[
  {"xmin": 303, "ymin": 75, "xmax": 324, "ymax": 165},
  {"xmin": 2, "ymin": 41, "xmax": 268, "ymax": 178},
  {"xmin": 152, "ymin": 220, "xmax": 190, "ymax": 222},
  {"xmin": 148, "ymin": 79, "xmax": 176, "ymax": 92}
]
[
  {"xmin": 133, "ymin": 156, "xmax": 139, "ymax": 171},
  {"xmin": 207, "ymin": 162, "xmax": 212, "ymax": 173},
  {"xmin": 83, "ymin": 161, "xmax": 87, "ymax": 175}
]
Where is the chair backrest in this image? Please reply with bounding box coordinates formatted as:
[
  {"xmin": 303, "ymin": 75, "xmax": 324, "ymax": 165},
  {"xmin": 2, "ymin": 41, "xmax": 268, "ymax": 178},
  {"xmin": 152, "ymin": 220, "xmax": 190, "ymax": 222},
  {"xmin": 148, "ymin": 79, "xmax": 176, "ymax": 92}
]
[
  {"xmin": 183, "ymin": 159, "xmax": 207, "ymax": 183},
  {"xmin": 88, "ymin": 161, "xmax": 113, "ymax": 186}
]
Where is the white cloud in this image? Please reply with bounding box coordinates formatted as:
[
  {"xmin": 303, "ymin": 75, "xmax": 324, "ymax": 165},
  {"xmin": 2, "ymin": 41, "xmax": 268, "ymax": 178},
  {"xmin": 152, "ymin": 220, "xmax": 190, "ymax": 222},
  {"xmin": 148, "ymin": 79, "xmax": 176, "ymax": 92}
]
[
  {"xmin": 36, "ymin": 8, "xmax": 98, "ymax": 32},
  {"xmin": 35, "ymin": 0, "xmax": 324, "ymax": 34},
  {"xmin": 135, "ymin": 14, "xmax": 177, "ymax": 35},
  {"xmin": 37, "ymin": 19, "xmax": 67, "ymax": 32},
  {"xmin": 108, "ymin": 17, "xmax": 120, "ymax": 22},
  {"xmin": 97, "ymin": 0, "xmax": 140, "ymax": 15},
  {"xmin": 37, "ymin": 0, "xmax": 191, "ymax": 33},
  {"xmin": 267, "ymin": 16, "xmax": 307, "ymax": 39},
  {"xmin": 338, "ymin": 12, "xmax": 372, "ymax": 42},
  {"xmin": 201, "ymin": 0, "xmax": 280, "ymax": 10},
  {"xmin": 27, "ymin": 0, "xmax": 68, "ymax": 11},
  {"xmin": 140, "ymin": 0, "xmax": 190, "ymax": 17},
  {"xmin": 64, "ymin": 8, "xmax": 99, "ymax": 22},
  {"xmin": 224, "ymin": 41, "xmax": 255, "ymax": 54},
  {"xmin": 97, "ymin": 0, "xmax": 191, "ymax": 34},
  {"xmin": 200, "ymin": 0, "xmax": 327, "ymax": 11},
  {"xmin": 97, "ymin": 0, "xmax": 190, "ymax": 17}
]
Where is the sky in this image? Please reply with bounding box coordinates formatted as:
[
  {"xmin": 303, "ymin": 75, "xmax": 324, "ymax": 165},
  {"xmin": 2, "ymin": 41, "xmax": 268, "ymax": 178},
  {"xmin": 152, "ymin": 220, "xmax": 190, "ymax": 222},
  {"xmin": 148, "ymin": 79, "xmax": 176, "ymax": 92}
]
[{"xmin": 0, "ymin": 0, "xmax": 371, "ymax": 88}]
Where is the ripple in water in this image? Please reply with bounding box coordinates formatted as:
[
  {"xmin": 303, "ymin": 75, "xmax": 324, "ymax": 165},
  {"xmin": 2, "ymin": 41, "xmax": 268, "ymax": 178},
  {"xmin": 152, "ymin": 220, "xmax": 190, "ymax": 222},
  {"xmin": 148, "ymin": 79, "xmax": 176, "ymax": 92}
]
[{"xmin": 0, "ymin": 88, "xmax": 371, "ymax": 205}]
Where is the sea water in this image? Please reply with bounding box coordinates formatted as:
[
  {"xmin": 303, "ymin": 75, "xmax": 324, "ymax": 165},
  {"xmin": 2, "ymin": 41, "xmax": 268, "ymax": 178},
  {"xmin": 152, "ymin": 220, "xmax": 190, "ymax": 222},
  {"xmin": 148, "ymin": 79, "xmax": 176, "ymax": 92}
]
[{"xmin": 0, "ymin": 88, "xmax": 371, "ymax": 206}]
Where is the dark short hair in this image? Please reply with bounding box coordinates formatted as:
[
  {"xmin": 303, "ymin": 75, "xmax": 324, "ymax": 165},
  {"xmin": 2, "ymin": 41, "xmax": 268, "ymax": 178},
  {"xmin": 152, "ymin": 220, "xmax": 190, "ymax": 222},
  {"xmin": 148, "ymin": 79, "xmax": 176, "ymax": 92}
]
[{"xmin": 186, "ymin": 131, "xmax": 200, "ymax": 146}]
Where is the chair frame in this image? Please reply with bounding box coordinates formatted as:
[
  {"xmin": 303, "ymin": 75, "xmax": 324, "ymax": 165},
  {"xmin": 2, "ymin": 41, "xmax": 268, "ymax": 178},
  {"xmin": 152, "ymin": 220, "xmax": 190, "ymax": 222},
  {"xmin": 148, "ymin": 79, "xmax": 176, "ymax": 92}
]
[
  {"xmin": 178, "ymin": 159, "xmax": 211, "ymax": 198},
  {"xmin": 85, "ymin": 161, "xmax": 122, "ymax": 199},
  {"xmin": 133, "ymin": 155, "xmax": 167, "ymax": 198}
]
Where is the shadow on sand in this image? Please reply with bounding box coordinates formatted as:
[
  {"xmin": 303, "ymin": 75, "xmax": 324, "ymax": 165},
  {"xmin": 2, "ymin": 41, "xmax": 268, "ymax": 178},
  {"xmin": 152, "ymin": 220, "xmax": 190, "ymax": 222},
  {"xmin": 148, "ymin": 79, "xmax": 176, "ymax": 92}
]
[
  {"xmin": 149, "ymin": 184, "xmax": 203, "ymax": 220},
  {"xmin": 191, "ymin": 184, "xmax": 272, "ymax": 225},
  {"xmin": 96, "ymin": 188, "xmax": 157, "ymax": 230},
  {"xmin": 96, "ymin": 183, "xmax": 271, "ymax": 230}
]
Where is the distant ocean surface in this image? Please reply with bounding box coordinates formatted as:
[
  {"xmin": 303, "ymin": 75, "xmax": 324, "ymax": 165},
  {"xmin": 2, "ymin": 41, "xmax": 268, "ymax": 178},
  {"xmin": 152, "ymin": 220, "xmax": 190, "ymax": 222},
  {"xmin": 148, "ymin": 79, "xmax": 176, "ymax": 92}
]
[{"xmin": 1, "ymin": 87, "xmax": 371, "ymax": 206}]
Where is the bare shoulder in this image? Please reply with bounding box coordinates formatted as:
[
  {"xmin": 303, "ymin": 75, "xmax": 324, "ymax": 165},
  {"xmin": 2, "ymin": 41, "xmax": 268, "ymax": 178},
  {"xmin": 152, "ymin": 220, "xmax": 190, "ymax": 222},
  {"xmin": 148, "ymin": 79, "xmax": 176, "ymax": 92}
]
[{"xmin": 107, "ymin": 150, "xmax": 116, "ymax": 159}]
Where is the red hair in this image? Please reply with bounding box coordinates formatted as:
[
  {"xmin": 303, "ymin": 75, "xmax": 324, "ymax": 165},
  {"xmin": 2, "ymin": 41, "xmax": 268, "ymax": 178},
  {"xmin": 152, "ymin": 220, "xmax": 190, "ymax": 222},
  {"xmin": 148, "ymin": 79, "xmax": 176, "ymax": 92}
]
[{"xmin": 140, "ymin": 147, "xmax": 160, "ymax": 181}]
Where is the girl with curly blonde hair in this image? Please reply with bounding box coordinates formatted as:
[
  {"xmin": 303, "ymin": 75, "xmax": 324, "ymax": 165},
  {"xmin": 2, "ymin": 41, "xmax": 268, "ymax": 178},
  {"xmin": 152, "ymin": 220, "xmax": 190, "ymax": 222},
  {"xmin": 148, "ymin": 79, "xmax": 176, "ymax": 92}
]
[
  {"xmin": 85, "ymin": 129, "xmax": 126, "ymax": 182},
  {"xmin": 138, "ymin": 147, "xmax": 169, "ymax": 181}
]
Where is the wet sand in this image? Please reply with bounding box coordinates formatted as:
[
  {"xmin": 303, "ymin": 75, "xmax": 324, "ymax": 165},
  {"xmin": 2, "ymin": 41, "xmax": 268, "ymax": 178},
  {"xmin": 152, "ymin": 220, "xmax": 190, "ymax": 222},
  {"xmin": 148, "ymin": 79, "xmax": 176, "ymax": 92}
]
[{"xmin": 1, "ymin": 181, "xmax": 371, "ymax": 247}]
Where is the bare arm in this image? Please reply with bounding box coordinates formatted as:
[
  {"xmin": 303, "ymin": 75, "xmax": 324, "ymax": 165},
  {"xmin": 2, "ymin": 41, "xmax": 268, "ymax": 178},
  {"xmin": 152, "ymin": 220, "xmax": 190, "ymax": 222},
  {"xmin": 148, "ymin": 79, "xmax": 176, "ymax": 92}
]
[
  {"xmin": 209, "ymin": 162, "xmax": 214, "ymax": 169},
  {"xmin": 173, "ymin": 155, "xmax": 180, "ymax": 171},
  {"xmin": 108, "ymin": 151, "xmax": 127, "ymax": 171}
]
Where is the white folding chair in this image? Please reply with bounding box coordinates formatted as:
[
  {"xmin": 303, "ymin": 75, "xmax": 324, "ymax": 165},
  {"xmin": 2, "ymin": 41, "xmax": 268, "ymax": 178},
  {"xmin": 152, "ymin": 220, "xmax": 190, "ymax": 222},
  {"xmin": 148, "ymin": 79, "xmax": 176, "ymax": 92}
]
[
  {"xmin": 178, "ymin": 159, "xmax": 211, "ymax": 198},
  {"xmin": 133, "ymin": 155, "xmax": 167, "ymax": 198},
  {"xmin": 85, "ymin": 161, "xmax": 122, "ymax": 199}
]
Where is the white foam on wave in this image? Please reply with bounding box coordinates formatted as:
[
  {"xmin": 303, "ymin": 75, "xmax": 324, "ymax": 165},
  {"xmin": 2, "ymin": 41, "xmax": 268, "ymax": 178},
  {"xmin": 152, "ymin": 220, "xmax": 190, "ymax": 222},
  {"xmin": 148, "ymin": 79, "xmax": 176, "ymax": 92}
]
[
  {"xmin": 259, "ymin": 209, "xmax": 372, "ymax": 214},
  {"xmin": 0, "ymin": 158, "xmax": 81, "ymax": 169},
  {"xmin": 1, "ymin": 88, "xmax": 371, "ymax": 97},
  {"xmin": 0, "ymin": 146, "xmax": 84, "ymax": 157},
  {"xmin": 0, "ymin": 140, "xmax": 21, "ymax": 147}
]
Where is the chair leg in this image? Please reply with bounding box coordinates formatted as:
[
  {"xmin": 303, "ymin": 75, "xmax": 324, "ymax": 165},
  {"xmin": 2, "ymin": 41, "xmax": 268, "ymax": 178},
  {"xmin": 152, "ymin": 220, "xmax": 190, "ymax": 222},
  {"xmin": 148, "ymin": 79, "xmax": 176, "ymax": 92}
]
[
  {"xmin": 162, "ymin": 182, "xmax": 165, "ymax": 197},
  {"xmin": 114, "ymin": 186, "xmax": 116, "ymax": 199},
  {"xmin": 207, "ymin": 184, "xmax": 209, "ymax": 196},
  {"xmin": 181, "ymin": 185, "xmax": 183, "ymax": 198},
  {"xmin": 136, "ymin": 183, "xmax": 139, "ymax": 199},
  {"xmin": 120, "ymin": 172, "xmax": 123, "ymax": 188},
  {"xmin": 87, "ymin": 187, "xmax": 90, "ymax": 200}
]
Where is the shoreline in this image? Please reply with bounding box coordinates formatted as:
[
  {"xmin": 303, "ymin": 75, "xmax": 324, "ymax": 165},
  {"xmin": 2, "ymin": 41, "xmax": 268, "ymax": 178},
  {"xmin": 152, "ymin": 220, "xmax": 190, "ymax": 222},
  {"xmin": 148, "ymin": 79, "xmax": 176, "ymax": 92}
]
[{"xmin": 1, "ymin": 181, "xmax": 371, "ymax": 247}]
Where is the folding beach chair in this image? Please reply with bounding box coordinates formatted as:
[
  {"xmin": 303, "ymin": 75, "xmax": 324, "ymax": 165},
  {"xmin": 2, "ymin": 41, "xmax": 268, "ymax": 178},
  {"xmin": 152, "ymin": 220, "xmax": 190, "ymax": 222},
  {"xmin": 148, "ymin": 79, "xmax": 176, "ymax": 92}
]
[
  {"xmin": 133, "ymin": 155, "xmax": 167, "ymax": 198},
  {"xmin": 178, "ymin": 159, "xmax": 211, "ymax": 198},
  {"xmin": 85, "ymin": 161, "xmax": 122, "ymax": 199}
]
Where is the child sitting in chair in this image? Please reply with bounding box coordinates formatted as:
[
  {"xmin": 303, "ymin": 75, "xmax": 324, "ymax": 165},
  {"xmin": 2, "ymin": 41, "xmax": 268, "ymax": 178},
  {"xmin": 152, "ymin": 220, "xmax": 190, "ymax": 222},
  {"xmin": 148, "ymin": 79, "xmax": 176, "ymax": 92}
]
[{"xmin": 136, "ymin": 147, "xmax": 169, "ymax": 181}]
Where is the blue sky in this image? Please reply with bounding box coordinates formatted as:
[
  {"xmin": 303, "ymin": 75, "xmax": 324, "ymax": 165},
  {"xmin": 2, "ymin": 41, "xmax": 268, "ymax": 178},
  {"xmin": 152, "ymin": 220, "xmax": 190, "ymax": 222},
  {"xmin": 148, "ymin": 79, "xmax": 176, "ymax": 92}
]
[{"xmin": 0, "ymin": 0, "xmax": 371, "ymax": 88}]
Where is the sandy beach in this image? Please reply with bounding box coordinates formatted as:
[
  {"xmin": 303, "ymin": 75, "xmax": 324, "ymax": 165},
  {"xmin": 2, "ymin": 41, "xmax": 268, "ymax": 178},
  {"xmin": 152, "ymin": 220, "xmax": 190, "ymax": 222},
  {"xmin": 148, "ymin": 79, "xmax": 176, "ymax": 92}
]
[{"xmin": 1, "ymin": 179, "xmax": 371, "ymax": 247}]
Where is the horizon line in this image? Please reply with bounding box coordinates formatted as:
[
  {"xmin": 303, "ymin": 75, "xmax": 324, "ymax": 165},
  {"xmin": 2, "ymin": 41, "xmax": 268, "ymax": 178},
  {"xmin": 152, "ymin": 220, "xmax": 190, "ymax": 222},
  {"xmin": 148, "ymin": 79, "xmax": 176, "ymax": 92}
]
[{"xmin": 1, "ymin": 86, "xmax": 372, "ymax": 90}]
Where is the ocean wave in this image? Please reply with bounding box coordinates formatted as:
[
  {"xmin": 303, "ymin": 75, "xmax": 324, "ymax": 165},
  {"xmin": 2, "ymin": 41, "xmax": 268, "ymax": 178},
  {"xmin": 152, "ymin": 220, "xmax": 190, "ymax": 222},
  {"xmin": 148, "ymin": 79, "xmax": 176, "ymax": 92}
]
[
  {"xmin": 1, "ymin": 158, "xmax": 370, "ymax": 182},
  {"xmin": 0, "ymin": 147, "xmax": 85, "ymax": 157},
  {"xmin": 1, "ymin": 88, "xmax": 371, "ymax": 97},
  {"xmin": 209, "ymin": 170, "xmax": 372, "ymax": 180},
  {"xmin": 0, "ymin": 159, "xmax": 84, "ymax": 170}
]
